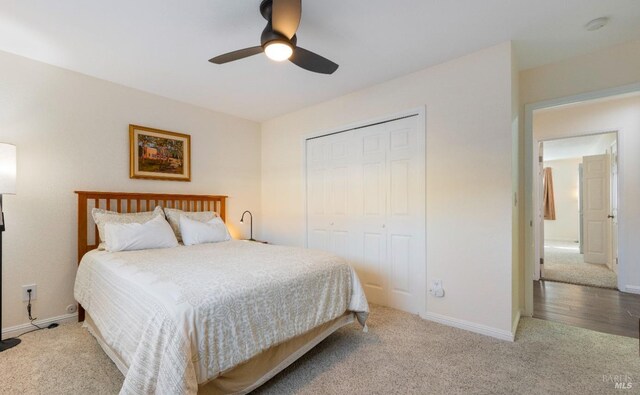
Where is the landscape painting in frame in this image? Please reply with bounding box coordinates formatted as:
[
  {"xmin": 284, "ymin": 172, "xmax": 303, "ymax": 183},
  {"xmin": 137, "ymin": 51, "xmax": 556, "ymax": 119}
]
[{"xmin": 129, "ymin": 125, "xmax": 191, "ymax": 181}]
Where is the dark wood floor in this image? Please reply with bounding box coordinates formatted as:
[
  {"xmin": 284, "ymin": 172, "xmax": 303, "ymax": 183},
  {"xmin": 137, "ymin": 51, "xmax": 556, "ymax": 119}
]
[{"xmin": 534, "ymin": 280, "xmax": 640, "ymax": 338}]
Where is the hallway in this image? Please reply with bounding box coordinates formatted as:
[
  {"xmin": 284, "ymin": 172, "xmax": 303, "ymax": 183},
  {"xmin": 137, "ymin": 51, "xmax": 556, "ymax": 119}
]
[{"xmin": 534, "ymin": 280, "xmax": 639, "ymax": 338}]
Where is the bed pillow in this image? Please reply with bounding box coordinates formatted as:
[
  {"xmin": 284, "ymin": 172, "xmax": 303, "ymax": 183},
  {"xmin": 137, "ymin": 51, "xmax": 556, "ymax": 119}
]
[
  {"xmin": 104, "ymin": 215, "xmax": 178, "ymax": 252},
  {"xmin": 180, "ymin": 215, "xmax": 231, "ymax": 246},
  {"xmin": 164, "ymin": 208, "xmax": 218, "ymax": 241},
  {"xmin": 92, "ymin": 206, "xmax": 164, "ymax": 243}
]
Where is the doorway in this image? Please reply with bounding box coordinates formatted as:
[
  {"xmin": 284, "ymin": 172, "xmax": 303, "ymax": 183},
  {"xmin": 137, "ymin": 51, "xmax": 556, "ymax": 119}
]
[
  {"xmin": 539, "ymin": 132, "xmax": 618, "ymax": 289},
  {"xmin": 524, "ymin": 86, "xmax": 640, "ymax": 336}
]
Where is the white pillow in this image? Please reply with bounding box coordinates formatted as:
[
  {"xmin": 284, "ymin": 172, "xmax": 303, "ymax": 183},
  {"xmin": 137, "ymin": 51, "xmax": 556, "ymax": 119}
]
[
  {"xmin": 104, "ymin": 215, "xmax": 178, "ymax": 252},
  {"xmin": 180, "ymin": 215, "xmax": 231, "ymax": 246},
  {"xmin": 92, "ymin": 206, "xmax": 164, "ymax": 243},
  {"xmin": 163, "ymin": 208, "xmax": 218, "ymax": 242}
]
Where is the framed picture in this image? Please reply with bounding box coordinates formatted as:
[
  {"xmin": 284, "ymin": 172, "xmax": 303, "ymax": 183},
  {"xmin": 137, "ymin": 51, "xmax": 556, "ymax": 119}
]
[{"xmin": 129, "ymin": 124, "xmax": 191, "ymax": 181}]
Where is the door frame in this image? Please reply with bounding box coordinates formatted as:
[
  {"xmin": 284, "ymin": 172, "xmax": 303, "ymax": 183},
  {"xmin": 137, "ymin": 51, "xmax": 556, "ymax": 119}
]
[
  {"xmin": 537, "ymin": 133, "xmax": 617, "ymax": 274},
  {"xmin": 301, "ymin": 106, "xmax": 427, "ymax": 318},
  {"xmin": 524, "ymin": 83, "xmax": 640, "ymax": 316}
]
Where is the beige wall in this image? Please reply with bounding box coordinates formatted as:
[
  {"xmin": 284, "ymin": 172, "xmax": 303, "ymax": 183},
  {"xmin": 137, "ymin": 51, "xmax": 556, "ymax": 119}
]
[
  {"xmin": 0, "ymin": 51, "xmax": 262, "ymax": 331},
  {"xmin": 520, "ymin": 40, "xmax": 640, "ymax": 105},
  {"xmin": 542, "ymin": 158, "xmax": 582, "ymax": 242},
  {"xmin": 261, "ymin": 43, "xmax": 517, "ymax": 336}
]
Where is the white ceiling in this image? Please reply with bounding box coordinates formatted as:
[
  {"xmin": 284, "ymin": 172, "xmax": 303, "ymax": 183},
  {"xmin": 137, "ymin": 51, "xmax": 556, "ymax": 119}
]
[{"xmin": 1, "ymin": 1, "xmax": 640, "ymax": 121}]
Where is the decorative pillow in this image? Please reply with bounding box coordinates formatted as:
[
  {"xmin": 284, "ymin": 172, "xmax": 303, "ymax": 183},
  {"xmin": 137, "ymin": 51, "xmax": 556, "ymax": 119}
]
[
  {"xmin": 92, "ymin": 206, "xmax": 164, "ymax": 243},
  {"xmin": 163, "ymin": 208, "xmax": 218, "ymax": 241},
  {"xmin": 104, "ymin": 215, "xmax": 178, "ymax": 252},
  {"xmin": 180, "ymin": 215, "xmax": 231, "ymax": 246}
]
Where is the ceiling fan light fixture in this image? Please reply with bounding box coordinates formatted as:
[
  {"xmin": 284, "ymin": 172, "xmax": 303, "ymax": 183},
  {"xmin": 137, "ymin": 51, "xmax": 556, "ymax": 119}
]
[{"xmin": 264, "ymin": 41, "xmax": 293, "ymax": 62}]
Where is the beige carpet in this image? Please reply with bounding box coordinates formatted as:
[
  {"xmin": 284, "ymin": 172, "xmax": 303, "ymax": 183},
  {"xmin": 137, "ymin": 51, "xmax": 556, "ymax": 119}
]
[
  {"xmin": 1, "ymin": 305, "xmax": 637, "ymax": 395},
  {"xmin": 543, "ymin": 240, "xmax": 617, "ymax": 289}
]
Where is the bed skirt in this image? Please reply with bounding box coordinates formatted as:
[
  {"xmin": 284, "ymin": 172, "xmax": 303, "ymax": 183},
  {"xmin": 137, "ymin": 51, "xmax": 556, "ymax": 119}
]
[{"xmin": 85, "ymin": 312, "xmax": 356, "ymax": 394}]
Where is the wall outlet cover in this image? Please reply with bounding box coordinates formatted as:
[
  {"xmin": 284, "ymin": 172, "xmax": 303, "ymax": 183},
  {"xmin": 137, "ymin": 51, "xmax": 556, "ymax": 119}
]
[{"xmin": 22, "ymin": 284, "xmax": 37, "ymax": 302}]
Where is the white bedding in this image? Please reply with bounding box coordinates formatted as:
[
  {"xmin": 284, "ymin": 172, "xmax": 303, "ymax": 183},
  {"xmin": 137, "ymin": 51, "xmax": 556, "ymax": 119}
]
[{"xmin": 74, "ymin": 240, "xmax": 369, "ymax": 395}]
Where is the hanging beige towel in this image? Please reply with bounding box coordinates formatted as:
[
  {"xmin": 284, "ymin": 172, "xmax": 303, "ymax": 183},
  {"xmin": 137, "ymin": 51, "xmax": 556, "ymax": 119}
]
[{"xmin": 543, "ymin": 167, "xmax": 556, "ymax": 220}]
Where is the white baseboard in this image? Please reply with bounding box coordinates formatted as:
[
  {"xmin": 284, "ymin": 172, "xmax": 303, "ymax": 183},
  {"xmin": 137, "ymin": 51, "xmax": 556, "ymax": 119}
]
[
  {"xmin": 424, "ymin": 312, "xmax": 515, "ymax": 342},
  {"xmin": 624, "ymin": 285, "xmax": 640, "ymax": 294},
  {"xmin": 2, "ymin": 313, "xmax": 78, "ymax": 339}
]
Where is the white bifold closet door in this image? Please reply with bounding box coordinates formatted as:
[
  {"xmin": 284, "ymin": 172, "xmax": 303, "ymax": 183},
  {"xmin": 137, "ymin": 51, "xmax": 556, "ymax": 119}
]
[{"xmin": 306, "ymin": 115, "xmax": 425, "ymax": 314}]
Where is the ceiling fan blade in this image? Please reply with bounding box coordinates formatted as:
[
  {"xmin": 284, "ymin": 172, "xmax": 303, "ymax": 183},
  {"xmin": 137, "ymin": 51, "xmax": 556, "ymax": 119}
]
[
  {"xmin": 272, "ymin": 0, "xmax": 301, "ymax": 39},
  {"xmin": 209, "ymin": 46, "xmax": 263, "ymax": 64},
  {"xmin": 290, "ymin": 47, "xmax": 339, "ymax": 74}
]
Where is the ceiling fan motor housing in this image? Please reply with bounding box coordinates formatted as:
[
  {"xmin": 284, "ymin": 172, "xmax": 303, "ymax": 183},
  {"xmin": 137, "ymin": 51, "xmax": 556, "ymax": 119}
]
[
  {"xmin": 259, "ymin": 0, "xmax": 273, "ymax": 21},
  {"xmin": 261, "ymin": 24, "xmax": 296, "ymax": 48},
  {"xmin": 260, "ymin": 1, "xmax": 295, "ymax": 49}
]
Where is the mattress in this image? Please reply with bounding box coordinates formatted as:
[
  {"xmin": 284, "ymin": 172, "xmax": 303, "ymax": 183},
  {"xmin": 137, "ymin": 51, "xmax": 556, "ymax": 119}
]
[{"xmin": 74, "ymin": 240, "xmax": 369, "ymax": 395}]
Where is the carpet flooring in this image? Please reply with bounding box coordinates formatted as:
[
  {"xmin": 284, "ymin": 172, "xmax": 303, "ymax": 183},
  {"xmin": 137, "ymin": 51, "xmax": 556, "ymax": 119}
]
[
  {"xmin": 0, "ymin": 305, "xmax": 638, "ymax": 395},
  {"xmin": 543, "ymin": 240, "xmax": 617, "ymax": 289}
]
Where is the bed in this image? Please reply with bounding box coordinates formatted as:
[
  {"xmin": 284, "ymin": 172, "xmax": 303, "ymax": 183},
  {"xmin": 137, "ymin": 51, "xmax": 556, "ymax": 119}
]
[{"xmin": 73, "ymin": 191, "xmax": 369, "ymax": 395}]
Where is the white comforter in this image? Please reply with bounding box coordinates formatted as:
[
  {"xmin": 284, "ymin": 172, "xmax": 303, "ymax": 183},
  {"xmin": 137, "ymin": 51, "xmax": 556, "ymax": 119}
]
[{"xmin": 74, "ymin": 240, "xmax": 369, "ymax": 395}]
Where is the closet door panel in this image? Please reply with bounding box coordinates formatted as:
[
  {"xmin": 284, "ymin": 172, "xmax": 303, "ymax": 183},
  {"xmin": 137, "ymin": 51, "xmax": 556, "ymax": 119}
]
[
  {"xmin": 352, "ymin": 123, "xmax": 388, "ymax": 304},
  {"xmin": 389, "ymin": 234, "xmax": 411, "ymax": 293},
  {"xmin": 306, "ymin": 137, "xmax": 331, "ymax": 250},
  {"xmin": 306, "ymin": 115, "xmax": 424, "ymax": 315},
  {"xmin": 385, "ymin": 116, "xmax": 424, "ymax": 314},
  {"xmin": 390, "ymin": 159, "xmax": 410, "ymax": 215},
  {"xmin": 308, "ymin": 229, "xmax": 328, "ymax": 250}
]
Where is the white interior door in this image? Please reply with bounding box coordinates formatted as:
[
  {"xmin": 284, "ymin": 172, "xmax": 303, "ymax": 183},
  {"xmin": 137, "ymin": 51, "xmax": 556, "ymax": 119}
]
[
  {"xmin": 306, "ymin": 136, "xmax": 329, "ymax": 250},
  {"xmin": 582, "ymin": 154, "xmax": 610, "ymax": 264},
  {"xmin": 384, "ymin": 117, "xmax": 424, "ymax": 313},
  {"xmin": 536, "ymin": 142, "xmax": 544, "ymax": 280},
  {"xmin": 306, "ymin": 133, "xmax": 352, "ymax": 256},
  {"xmin": 351, "ymin": 123, "xmax": 388, "ymax": 305},
  {"xmin": 609, "ymin": 142, "xmax": 618, "ymax": 273}
]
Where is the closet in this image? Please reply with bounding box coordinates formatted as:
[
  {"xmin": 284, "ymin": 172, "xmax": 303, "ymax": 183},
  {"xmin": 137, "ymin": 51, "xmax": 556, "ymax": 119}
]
[{"xmin": 306, "ymin": 115, "xmax": 425, "ymax": 314}]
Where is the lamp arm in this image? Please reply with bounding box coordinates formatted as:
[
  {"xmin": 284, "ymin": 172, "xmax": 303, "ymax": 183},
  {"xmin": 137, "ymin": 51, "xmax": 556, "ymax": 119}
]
[{"xmin": 240, "ymin": 210, "xmax": 254, "ymax": 241}]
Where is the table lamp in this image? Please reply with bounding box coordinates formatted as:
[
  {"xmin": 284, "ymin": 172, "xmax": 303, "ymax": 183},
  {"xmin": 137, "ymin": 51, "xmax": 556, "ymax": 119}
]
[{"xmin": 240, "ymin": 210, "xmax": 255, "ymax": 241}]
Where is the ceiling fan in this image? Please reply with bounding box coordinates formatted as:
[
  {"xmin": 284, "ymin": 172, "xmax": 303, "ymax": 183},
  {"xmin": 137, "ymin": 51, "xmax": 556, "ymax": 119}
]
[{"xmin": 209, "ymin": 0, "xmax": 339, "ymax": 74}]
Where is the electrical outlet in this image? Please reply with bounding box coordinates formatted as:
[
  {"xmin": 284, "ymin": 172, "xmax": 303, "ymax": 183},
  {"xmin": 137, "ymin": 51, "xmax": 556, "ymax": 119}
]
[
  {"xmin": 430, "ymin": 279, "xmax": 444, "ymax": 297},
  {"xmin": 22, "ymin": 284, "xmax": 37, "ymax": 302}
]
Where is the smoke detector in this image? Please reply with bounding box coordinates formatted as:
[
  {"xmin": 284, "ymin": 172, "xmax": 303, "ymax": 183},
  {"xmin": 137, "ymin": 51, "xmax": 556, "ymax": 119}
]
[{"xmin": 585, "ymin": 17, "xmax": 609, "ymax": 31}]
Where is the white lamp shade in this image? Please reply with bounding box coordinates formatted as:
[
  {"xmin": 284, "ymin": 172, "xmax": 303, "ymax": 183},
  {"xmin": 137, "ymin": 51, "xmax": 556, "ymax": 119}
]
[{"xmin": 0, "ymin": 143, "xmax": 17, "ymax": 195}]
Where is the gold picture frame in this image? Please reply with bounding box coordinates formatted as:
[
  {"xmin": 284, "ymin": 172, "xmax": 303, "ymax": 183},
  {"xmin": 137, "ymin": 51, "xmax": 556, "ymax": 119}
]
[{"xmin": 129, "ymin": 124, "xmax": 191, "ymax": 181}]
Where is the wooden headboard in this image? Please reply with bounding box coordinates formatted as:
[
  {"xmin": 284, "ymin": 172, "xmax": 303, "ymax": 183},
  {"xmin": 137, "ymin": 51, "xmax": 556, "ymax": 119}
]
[
  {"xmin": 75, "ymin": 191, "xmax": 227, "ymax": 262},
  {"xmin": 74, "ymin": 191, "xmax": 226, "ymax": 322}
]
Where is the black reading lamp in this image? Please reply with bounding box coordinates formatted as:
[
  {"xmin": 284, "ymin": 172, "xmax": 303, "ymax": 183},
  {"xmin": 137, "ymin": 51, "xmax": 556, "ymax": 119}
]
[
  {"xmin": 240, "ymin": 210, "xmax": 255, "ymax": 241},
  {"xmin": 0, "ymin": 143, "xmax": 19, "ymax": 352}
]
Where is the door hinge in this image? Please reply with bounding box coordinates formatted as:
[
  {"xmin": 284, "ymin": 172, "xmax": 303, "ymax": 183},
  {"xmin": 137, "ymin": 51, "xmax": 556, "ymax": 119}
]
[
  {"xmin": 540, "ymin": 258, "xmax": 544, "ymax": 266},
  {"xmin": 539, "ymin": 156, "xmax": 543, "ymax": 163}
]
